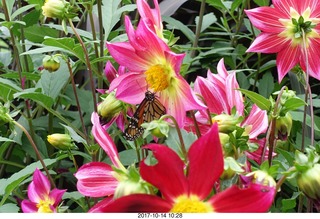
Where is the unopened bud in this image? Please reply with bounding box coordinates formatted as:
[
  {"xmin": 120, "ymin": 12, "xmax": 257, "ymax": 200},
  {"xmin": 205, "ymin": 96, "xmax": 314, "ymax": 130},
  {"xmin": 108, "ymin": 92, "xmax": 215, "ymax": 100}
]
[
  {"xmin": 275, "ymin": 112, "xmax": 292, "ymax": 141},
  {"xmin": 248, "ymin": 170, "xmax": 276, "ymax": 188},
  {"xmin": 297, "ymin": 163, "xmax": 320, "ymax": 201},
  {"xmin": 142, "ymin": 119, "xmax": 169, "ymax": 138},
  {"xmin": 42, "ymin": 55, "xmax": 60, "ymax": 72},
  {"xmin": 212, "ymin": 114, "xmax": 241, "ymax": 134},
  {"xmin": 47, "ymin": 133, "xmax": 76, "ymax": 151},
  {"xmin": 42, "ymin": 0, "xmax": 78, "ymax": 20},
  {"xmin": 98, "ymin": 92, "xmax": 125, "ymax": 121}
]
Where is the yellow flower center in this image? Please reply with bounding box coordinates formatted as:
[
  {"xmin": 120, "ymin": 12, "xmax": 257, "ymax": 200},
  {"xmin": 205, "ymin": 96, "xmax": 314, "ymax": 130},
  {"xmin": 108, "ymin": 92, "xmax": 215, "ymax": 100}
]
[
  {"xmin": 144, "ymin": 64, "xmax": 171, "ymax": 92},
  {"xmin": 36, "ymin": 198, "xmax": 54, "ymax": 213},
  {"xmin": 279, "ymin": 7, "xmax": 320, "ymax": 47},
  {"xmin": 170, "ymin": 195, "xmax": 214, "ymax": 213}
]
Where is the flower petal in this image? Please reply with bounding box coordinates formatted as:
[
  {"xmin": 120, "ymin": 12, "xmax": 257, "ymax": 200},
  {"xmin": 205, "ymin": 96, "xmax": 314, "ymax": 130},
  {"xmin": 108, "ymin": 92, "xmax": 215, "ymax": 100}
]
[
  {"xmin": 91, "ymin": 112, "xmax": 120, "ymax": 166},
  {"xmin": 300, "ymin": 38, "xmax": 320, "ymax": 81},
  {"xmin": 27, "ymin": 169, "xmax": 50, "ymax": 203},
  {"xmin": 276, "ymin": 45, "xmax": 300, "ymax": 82},
  {"xmin": 49, "ymin": 188, "xmax": 67, "ymax": 207},
  {"xmin": 140, "ymin": 144, "xmax": 188, "ymax": 202},
  {"xmin": 226, "ymin": 72, "xmax": 244, "ymax": 116},
  {"xmin": 246, "ymin": 33, "xmax": 289, "ymax": 53},
  {"xmin": 187, "ymin": 123, "xmax": 224, "ymax": 199},
  {"xmin": 21, "ymin": 200, "xmax": 38, "ymax": 213},
  {"xmin": 74, "ymin": 162, "xmax": 118, "ymax": 197},
  {"xmin": 245, "ymin": 7, "xmax": 287, "ymax": 32},
  {"xmin": 209, "ymin": 184, "xmax": 275, "ymax": 212},
  {"xmin": 90, "ymin": 194, "xmax": 171, "ymax": 213}
]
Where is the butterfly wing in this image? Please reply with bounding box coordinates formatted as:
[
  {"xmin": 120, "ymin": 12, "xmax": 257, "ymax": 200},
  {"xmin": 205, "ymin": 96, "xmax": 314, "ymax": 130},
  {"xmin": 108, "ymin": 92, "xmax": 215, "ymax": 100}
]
[{"xmin": 124, "ymin": 92, "xmax": 166, "ymax": 141}]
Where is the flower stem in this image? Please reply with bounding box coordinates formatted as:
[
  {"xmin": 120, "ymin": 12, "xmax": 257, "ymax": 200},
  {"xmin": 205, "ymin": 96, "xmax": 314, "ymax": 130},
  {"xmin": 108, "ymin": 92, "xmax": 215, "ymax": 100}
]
[
  {"xmin": 68, "ymin": 19, "xmax": 98, "ymax": 113},
  {"xmin": 13, "ymin": 121, "xmax": 56, "ymax": 188}
]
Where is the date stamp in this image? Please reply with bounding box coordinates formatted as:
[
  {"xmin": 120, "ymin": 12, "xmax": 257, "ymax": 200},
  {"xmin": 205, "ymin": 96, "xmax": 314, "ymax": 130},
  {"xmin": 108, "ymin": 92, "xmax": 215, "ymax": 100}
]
[{"xmin": 137, "ymin": 213, "xmax": 183, "ymax": 218}]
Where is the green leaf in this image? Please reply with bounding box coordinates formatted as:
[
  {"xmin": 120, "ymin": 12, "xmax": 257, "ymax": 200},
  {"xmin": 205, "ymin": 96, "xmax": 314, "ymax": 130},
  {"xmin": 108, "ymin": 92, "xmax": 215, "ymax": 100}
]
[
  {"xmin": 44, "ymin": 23, "xmax": 93, "ymax": 40},
  {"xmin": 11, "ymin": 4, "xmax": 36, "ymax": 20},
  {"xmin": 36, "ymin": 61, "xmax": 69, "ymax": 100},
  {"xmin": 238, "ymin": 88, "xmax": 271, "ymax": 111},
  {"xmin": 282, "ymin": 97, "xmax": 306, "ymax": 113},
  {"xmin": 0, "ymin": 159, "xmax": 57, "ymax": 205},
  {"xmin": 60, "ymin": 123, "xmax": 87, "ymax": 145},
  {"xmin": 163, "ymin": 16, "xmax": 195, "ymax": 42},
  {"xmin": 24, "ymin": 24, "xmax": 59, "ymax": 43},
  {"xmin": 0, "ymin": 137, "xmax": 16, "ymax": 143},
  {"xmin": 258, "ymin": 72, "xmax": 274, "ymax": 98},
  {"xmin": 195, "ymin": 13, "xmax": 217, "ymax": 33},
  {"xmin": 14, "ymin": 88, "xmax": 54, "ymax": 108},
  {"xmin": 0, "ymin": 203, "xmax": 20, "ymax": 213},
  {"xmin": 206, "ymin": 0, "xmax": 227, "ymax": 10},
  {"xmin": 0, "ymin": 78, "xmax": 22, "ymax": 93},
  {"xmin": 253, "ymin": 0, "xmax": 270, "ymax": 6},
  {"xmin": 231, "ymin": 0, "xmax": 242, "ymax": 13}
]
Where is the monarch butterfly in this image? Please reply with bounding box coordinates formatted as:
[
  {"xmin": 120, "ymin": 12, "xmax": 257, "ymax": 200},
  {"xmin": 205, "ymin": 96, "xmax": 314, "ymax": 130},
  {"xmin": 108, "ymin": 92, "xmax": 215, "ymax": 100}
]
[{"xmin": 124, "ymin": 91, "xmax": 166, "ymax": 141}]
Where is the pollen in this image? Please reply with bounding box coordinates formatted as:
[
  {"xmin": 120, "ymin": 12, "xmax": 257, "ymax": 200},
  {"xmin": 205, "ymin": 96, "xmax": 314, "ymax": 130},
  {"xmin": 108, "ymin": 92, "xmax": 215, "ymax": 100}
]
[
  {"xmin": 170, "ymin": 195, "xmax": 213, "ymax": 213},
  {"xmin": 36, "ymin": 198, "xmax": 54, "ymax": 213},
  {"xmin": 144, "ymin": 64, "xmax": 171, "ymax": 92}
]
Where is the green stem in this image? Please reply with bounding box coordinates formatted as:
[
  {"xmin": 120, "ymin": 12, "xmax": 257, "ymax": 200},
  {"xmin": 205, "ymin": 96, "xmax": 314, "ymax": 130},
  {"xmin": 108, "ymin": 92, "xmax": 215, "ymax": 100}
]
[
  {"xmin": 66, "ymin": 58, "xmax": 90, "ymax": 145},
  {"xmin": 68, "ymin": 19, "xmax": 98, "ymax": 112},
  {"xmin": 161, "ymin": 115, "xmax": 187, "ymax": 161},
  {"xmin": 13, "ymin": 121, "xmax": 56, "ymax": 188},
  {"xmin": 190, "ymin": 0, "xmax": 206, "ymax": 59}
]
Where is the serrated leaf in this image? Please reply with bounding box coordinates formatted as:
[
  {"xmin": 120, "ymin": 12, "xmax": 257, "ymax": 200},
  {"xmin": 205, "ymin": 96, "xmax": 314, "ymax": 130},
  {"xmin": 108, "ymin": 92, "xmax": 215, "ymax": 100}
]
[{"xmin": 238, "ymin": 88, "xmax": 271, "ymax": 111}]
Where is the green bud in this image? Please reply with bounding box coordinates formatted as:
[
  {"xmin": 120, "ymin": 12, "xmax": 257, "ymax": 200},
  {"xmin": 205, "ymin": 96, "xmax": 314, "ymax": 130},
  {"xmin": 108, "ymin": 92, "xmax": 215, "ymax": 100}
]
[
  {"xmin": 0, "ymin": 102, "xmax": 13, "ymax": 125},
  {"xmin": 114, "ymin": 179, "xmax": 149, "ymax": 199},
  {"xmin": 47, "ymin": 133, "xmax": 76, "ymax": 151},
  {"xmin": 98, "ymin": 92, "xmax": 125, "ymax": 121},
  {"xmin": 141, "ymin": 119, "xmax": 169, "ymax": 138},
  {"xmin": 247, "ymin": 170, "xmax": 276, "ymax": 188},
  {"xmin": 212, "ymin": 114, "xmax": 241, "ymax": 134},
  {"xmin": 275, "ymin": 112, "xmax": 292, "ymax": 140},
  {"xmin": 42, "ymin": 55, "xmax": 60, "ymax": 72},
  {"xmin": 42, "ymin": 0, "xmax": 79, "ymax": 20},
  {"xmin": 297, "ymin": 163, "xmax": 320, "ymax": 201}
]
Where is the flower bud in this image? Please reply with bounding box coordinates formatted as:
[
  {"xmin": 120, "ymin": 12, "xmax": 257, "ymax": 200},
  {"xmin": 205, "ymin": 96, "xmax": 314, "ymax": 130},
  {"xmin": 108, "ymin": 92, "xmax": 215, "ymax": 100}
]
[
  {"xmin": 297, "ymin": 163, "xmax": 320, "ymax": 201},
  {"xmin": 212, "ymin": 114, "xmax": 241, "ymax": 134},
  {"xmin": 141, "ymin": 119, "xmax": 169, "ymax": 138},
  {"xmin": 220, "ymin": 157, "xmax": 244, "ymax": 180},
  {"xmin": 114, "ymin": 178, "xmax": 149, "ymax": 199},
  {"xmin": 42, "ymin": 55, "xmax": 60, "ymax": 72},
  {"xmin": 98, "ymin": 92, "xmax": 125, "ymax": 121},
  {"xmin": 275, "ymin": 112, "xmax": 292, "ymax": 141},
  {"xmin": 47, "ymin": 133, "xmax": 76, "ymax": 151},
  {"xmin": 42, "ymin": 0, "xmax": 79, "ymax": 20},
  {"xmin": 247, "ymin": 170, "xmax": 277, "ymax": 188}
]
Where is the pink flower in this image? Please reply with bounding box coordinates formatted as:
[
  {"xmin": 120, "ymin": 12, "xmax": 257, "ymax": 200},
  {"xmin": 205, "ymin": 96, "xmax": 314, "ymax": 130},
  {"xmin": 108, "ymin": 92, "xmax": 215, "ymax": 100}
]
[
  {"xmin": 74, "ymin": 113, "xmax": 123, "ymax": 197},
  {"xmin": 21, "ymin": 168, "xmax": 66, "ymax": 213},
  {"xmin": 137, "ymin": 0, "xmax": 163, "ymax": 39},
  {"xmin": 193, "ymin": 58, "xmax": 268, "ymax": 139},
  {"xmin": 245, "ymin": 0, "xmax": 320, "ymax": 82},
  {"xmin": 107, "ymin": 17, "xmax": 205, "ymax": 127},
  {"xmin": 89, "ymin": 124, "xmax": 275, "ymax": 213}
]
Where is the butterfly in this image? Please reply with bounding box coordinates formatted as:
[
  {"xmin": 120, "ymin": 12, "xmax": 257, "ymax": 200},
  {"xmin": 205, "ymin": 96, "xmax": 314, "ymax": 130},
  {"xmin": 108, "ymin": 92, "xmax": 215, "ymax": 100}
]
[{"xmin": 124, "ymin": 91, "xmax": 166, "ymax": 141}]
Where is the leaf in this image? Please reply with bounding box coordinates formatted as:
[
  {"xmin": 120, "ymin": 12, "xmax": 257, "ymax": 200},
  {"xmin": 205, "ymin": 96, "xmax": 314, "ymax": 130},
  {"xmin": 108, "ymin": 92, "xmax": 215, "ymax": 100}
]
[
  {"xmin": 231, "ymin": 0, "xmax": 242, "ymax": 13},
  {"xmin": 163, "ymin": 16, "xmax": 195, "ymax": 42},
  {"xmin": 0, "ymin": 159, "xmax": 57, "ymax": 205},
  {"xmin": 24, "ymin": 24, "xmax": 59, "ymax": 43},
  {"xmin": 282, "ymin": 97, "xmax": 306, "ymax": 113},
  {"xmin": 60, "ymin": 123, "xmax": 87, "ymax": 145},
  {"xmin": 258, "ymin": 72, "xmax": 274, "ymax": 98},
  {"xmin": 11, "ymin": 4, "xmax": 36, "ymax": 20},
  {"xmin": 195, "ymin": 13, "xmax": 217, "ymax": 33},
  {"xmin": 238, "ymin": 88, "xmax": 271, "ymax": 111},
  {"xmin": 36, "ymin": 61, "xmax": 70, "ymax": 100},
  {"xmin": 44, "ymin": 23, "xmax": 93, "ymax": 40},
  {"xmin": 0, "ymin": 78, "xmax": 22, "ymax": 93},
  {"xmin": 0, "ymin": 203, "xmax": 20, "ymax": 213},
  {"xmin": 0, "ymin": 137, "xmax": 16, "ymax": 143},
  {"xmin": 159, "ymin": 0, "xmax": 188, "ymax": 16},
  {"xmin": 14, "ymin": 88, "xmax": 54, "ymax": 108},
  {"xmin": 206, "ymin": 0, "xmax": 227, "ymax": 10},
  {"xmin": 253, "ymin": 0, "xmax": 270, "ymax": 6}
]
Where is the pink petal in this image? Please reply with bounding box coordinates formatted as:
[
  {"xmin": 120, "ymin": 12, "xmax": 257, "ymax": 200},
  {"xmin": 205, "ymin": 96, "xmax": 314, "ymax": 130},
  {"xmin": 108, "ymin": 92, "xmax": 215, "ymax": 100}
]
[
  {"xmin": 21, "ymin": 200, "xmax": 38, "ymax": 213},
  {"xmin": 91, "ymin": 112, "xmax": 120, "ymax": 166},
  {"xmin": 111, "ymin": 72, "xmax": 147, "ymax": 104},
  {"xmin": 49, "ymin": 188, "xmax": 66, "ymax": 207},
  {"xmin": 209, "ymin": 184, "xmax": 276, "ymax": 212},
  {"xmin": 106, "ymin": 41, "xmax": 150, "ymax": 72},
  {"xmin": 242, "ymin": 104, "xmax": 268, "ymax": 139},
  {"xmin": 90, "ymin": 194, "xmax": 171, "ymax": 213},
  {"xmin": 187, "ymin": 123, "xmax": 224, "ymax": 199},
  {"xmin": 27, "ymin": 169, "xmax": 50, "ymax": 203},
  {"xmin": 226, "ymin": 72, "xmax": 244, "ymax": 116},
  {"xmin": 104, "ymin": 61, "xmax": 117, "ymax": 83},
  {"xmin": 137, "ymin": 0, "xmax": 162, "ymax": 34},
  {"xmin": 140, "ymin": 144, "xmax": 188, "ymax": 202},
  {"xmin": 74, "ymin": 162, "xmax": 118, "ymax": 197},
  {"xmin": 247, "ymin": 33, "xmax": 289, "ymax": 53},
  {"xmin": 245, "ymin": 7, "xmax": 287, "ymax": 32},
  {"xmin": 276, "ymin": 45, "xmax": 300, "ymax": 82},
  {"xmin": 299, "ymin": 39, "xmax": 320, "ymax": 81},
  {"xmin": 164, "ymin": 50, "xmax": 186, "ymax": 76}
]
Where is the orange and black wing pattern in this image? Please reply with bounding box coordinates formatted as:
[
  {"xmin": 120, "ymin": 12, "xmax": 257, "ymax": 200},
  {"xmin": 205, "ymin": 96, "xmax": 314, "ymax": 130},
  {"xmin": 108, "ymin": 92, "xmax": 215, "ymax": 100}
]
[{"xmin": 124, "ymin": 91, "xmax": 166, "ymax": 141}]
